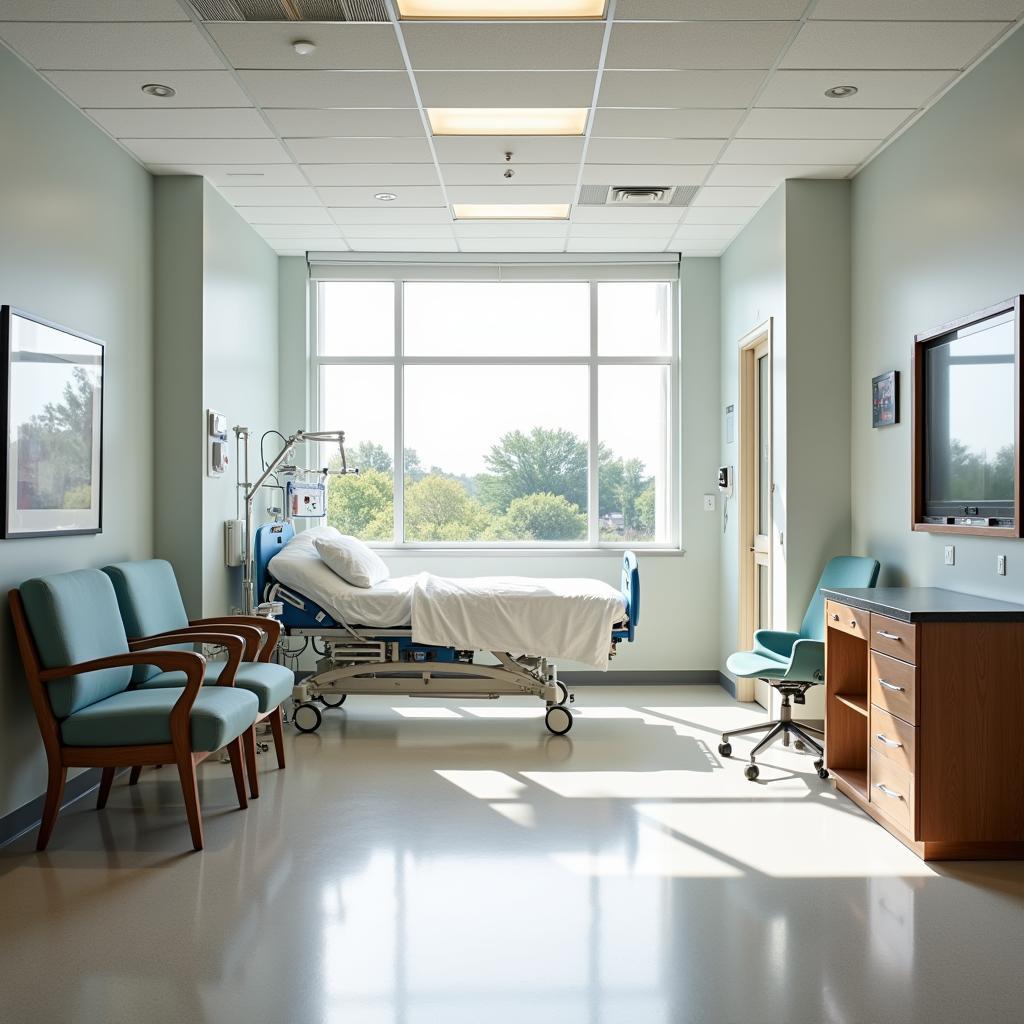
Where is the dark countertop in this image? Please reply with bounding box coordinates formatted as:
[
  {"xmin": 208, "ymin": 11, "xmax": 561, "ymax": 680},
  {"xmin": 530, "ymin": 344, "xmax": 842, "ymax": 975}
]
[{"xmin": 821, "ymin": 586, "xmax": 1024, "ymax": 623}]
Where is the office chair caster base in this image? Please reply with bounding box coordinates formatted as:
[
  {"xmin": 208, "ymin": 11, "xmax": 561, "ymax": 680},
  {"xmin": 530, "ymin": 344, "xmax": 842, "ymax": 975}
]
[
  {"xmin": 545, "ymin": 705, "xmax": 573, "ymax": 736},
  {"xmin": 319, "ymin": 693, "xmax": 346, "ymax": 709},
  {"xmin": 817, "ymin": 768, "xmax": 829, "ymax": 780},
  {"xmin": 718, "ymin": 741, "xmax": 732, "ymax": 757},
  {"xmin": 744, "ymin": 763, "xmax": 760, "ymax": 781},
  {"xmin": 813, "ymin": 758, "xmax": 824, "ymax": 771}
]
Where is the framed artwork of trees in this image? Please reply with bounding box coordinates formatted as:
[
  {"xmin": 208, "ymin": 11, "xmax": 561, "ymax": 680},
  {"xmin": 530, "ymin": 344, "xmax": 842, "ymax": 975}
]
[{"xmin": 1, "ymin": 307, "xmax": 104, "ymax": 539}]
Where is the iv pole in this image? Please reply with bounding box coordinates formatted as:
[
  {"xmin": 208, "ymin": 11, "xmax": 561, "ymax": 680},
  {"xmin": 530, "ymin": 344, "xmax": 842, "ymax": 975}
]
[{"xmin": 235, "ymin": 428, "xmax": 353, "ymax": 615}]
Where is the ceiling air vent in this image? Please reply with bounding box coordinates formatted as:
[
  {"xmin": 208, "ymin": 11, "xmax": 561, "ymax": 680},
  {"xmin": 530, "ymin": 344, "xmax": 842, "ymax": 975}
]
[
  {"xmin": 578, "ymin": 185, "xmax": 699, "ymax": 207},
  {"xmin": 184, "ymin": 0, "xmax": 389, "ymax": 20}
]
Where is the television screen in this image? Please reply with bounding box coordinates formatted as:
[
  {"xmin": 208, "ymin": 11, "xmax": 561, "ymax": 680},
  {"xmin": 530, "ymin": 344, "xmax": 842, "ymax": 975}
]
[{"xmin": 923, "ymin": 308, "xmax": 1016, "ymax": 519}]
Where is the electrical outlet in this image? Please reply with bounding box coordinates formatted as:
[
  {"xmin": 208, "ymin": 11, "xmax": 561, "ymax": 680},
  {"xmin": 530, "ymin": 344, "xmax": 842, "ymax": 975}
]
[
  {"xmin": 944, "ymin": 545, "xmax": 955, "ymax": 566},
  {"xmin": 703, "ymin": 493, "xmax": 715, "ymax": 512},
  {"xmin": 998, "ymin": 554, "xmax": 1007, "ymax": 576}
]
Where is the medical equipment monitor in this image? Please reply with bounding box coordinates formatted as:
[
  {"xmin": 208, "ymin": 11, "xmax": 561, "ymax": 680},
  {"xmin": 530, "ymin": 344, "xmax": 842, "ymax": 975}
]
[{"xmin": 913, "ymin": 296, "xmax": 1021, "ymax": 537}]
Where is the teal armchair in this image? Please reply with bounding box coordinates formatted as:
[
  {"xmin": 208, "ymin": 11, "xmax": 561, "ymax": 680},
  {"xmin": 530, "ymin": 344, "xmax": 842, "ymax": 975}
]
[{"xmin": 722, "ymin": 555, "xmax": 880, "ymax": 781}]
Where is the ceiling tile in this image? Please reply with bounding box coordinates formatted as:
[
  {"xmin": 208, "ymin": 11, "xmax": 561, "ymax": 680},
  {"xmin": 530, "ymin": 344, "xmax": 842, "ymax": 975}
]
[
  {"xmin": 254, "ymin": 224, "xmax": 343, "ymax": 238},
  {"xmin": 692, "ymin": 185, "xmax": 775, "ymax": 205},
  {"xmin": 416, "ymin": 71, "xmax": 597, "ymax": 108},
  {"xmin": 460, "ymin": 238, "xmax": 568, "ymax": 252},
  {"xmin": 738, "ymin": 107, "xmax": 914, "ymax": 139},
  {"xmin": 238, "ymin": 206, "xmax": 334, "ymax": 225},
  {"xmin": 267, "ymin": 239, "xmax": 348, "ymax": 252},
  {"xmin": 571, "ymin": 207, "xmax": 685, "ymax": 223},
  {"xmin": 0, "ymin": 22, "xmax": 222, "ymax": 70},
  {"xmin": 86, "ymin": 108, "xmax": 273, "ymax": 139},
  {"xmin": 286, "ymin": 138, "xmax": 434, "ymax": 163},
  {"xmin": 442, "ymin": 163, "xmax": 579, "ymax": 185},
  {"xmin": 330, "ymin": 208, "xmax": 453, "ymax": 225},
  {"xmin": 756, "ymin": 69, "xmax": 958, "ymax": 108},
  {"xmin": 446, "ymin": 185, "xmax": 575, "ymax": 203},
  {"xmin": 433, "ymin": 136, "xmax": 584, "ymax": 163},
  {"xmin": 592, "ymin": 107, "xmax": 743, "ymax": 138},
  {"xmin": 567, "ymin": 238, "xmax": 670, "ymax": 252},
  {"xmin": 122, "ymin": 138, "xmax": 293, "ymax": 164},
  {"xmin": 586, "ymin": 139, "xmax": 724, "ymax": 163},
  {"xmin": 615, "ymin": 0, "xmax": 807, "ymax": 17},
  {"xmin": 704, "ymin": 163, "xmax": 854, "ymax": 185},
  {"xmin": 403, "ymin": 24, "xmax": 605, "ymax": 71},
  {"xmin": 606, "ymin": 22, "xmax": 794, "ymax": 70},
  {"xmin": 683, "ymin": 207, "xmax": 756, "ymax": 225},
  {"xmin": 316, "ymin": 186, "xmax": 447, "ymax": 207},
  {"xmin": 337, "ymin": 225, "xmax": 457, "ymax": 238},
  {"xmin": 569, "ymin": 223, "xmax": 675, "ymax": 237},
  {"xmin": 781, "ymin": 21, "xmax": 1010, "ymax": 70},
  {"xmin": 238, "ymin": 71, "xmax": 417, "ymax": 108},
  {"xmin": 581, "ymin": 164, "xmax": 709, "ymax": 185},
  {"xmin": 45, "ymin": 70, "xmax": 251, "ymax": 108},
  {"xmin": 148, "ymin": 164, "xmax": 308, "ymax": 185},
  {"xmin": 720, "ymin": 138, "xmax": 877, "ymax": 164},
  {"xmin": 303, "ymin": 163, "xmax": 440, "ymax": 186},
  {"xmin": 672, "ymin": 223, "xmax": 741, "ymax": 239},
  {"xmin": 265, "ymin": 108, "xmax": 425, "ymax": 138},
  {"xmin": 453, "ymin": 222, "xmax": 569, "ymax": 237},
  {"xmin": 0, "ymin": 0, "xmax": 187, "ymax": 17},
  {"xmin": 207, "ymin": 23, "xmax": 404, "ymax": 71},
  {"xmin": 345, "ymin": 238, "xmax": 459, "ymax": 252},
  {"xmin": 598, "ymin": 70, "xmax": 765, "ymax": 107},
  {"xmin": 217, "ymin": 186, "xmax": 322, "ymax": 206},
  {"xmin": 810, "ymin": 0, "xmax": 1024, "ymax": 19}
]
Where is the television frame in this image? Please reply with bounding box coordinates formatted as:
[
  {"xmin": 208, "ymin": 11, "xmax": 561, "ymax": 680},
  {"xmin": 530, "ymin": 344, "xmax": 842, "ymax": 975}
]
[{"xmin": 912, "ymin": 295, "xmax": 1022, "ymax": 538}]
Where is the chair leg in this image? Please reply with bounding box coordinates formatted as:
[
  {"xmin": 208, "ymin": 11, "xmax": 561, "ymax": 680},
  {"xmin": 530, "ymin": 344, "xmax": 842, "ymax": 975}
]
[
  {"xmin": 242, "ymin": 726, "xmax": 260, "ymax": 800},
  {"xmin": 37, "ymin": 763, "xmax": 67, "ymax": 851},
  {"xmin": 269, "ymin": 705, "xmax": 286, "ymax": 769},
  {"xmin": 96, "ymin": 767, "xmax": 116, "ymax": 810},
  {"xmin": 226, "ymin": 738, "xmax": 248, "ymax": 811},
  {"xmin": 790, "ymin": 724, "xmax": 824, "ymax": 757},
  {"xmin": 750, "ymin": 721, "xmax": 786, "ymax": 759},
  {"xmin": 128, "ymin": 766, "xmax": 142, "ymax": 786},
  {"xmin": 175, "ymin": 754, "xmax": 204, "ymax": 852}
]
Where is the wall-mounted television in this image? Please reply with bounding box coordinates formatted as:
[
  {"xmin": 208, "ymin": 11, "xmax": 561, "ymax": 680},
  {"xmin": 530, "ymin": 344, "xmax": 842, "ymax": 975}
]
[{"xmin": 913, "ymin": 296, "xmax": 1021, "ymax": 537}]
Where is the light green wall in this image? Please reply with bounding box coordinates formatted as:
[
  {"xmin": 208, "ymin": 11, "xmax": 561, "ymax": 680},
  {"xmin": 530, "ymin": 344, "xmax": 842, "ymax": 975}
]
[
  {"xmin": 278, "ymin": 255, "xmax": 310, "ymax": 432},
  {"xmin": 0, "ymin": 45, "xmax": 154, "ymax": 818},
  {"xmin": 851, "ymin": 25, "xmax": 1024, "ymax": 595},
  {"xmin": 276, "ymin": 258, "xmax": 723, "ymax": 673}
]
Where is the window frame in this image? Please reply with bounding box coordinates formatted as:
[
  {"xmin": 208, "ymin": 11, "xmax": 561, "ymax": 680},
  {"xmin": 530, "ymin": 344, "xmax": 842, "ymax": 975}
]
[{"xmin": 309, "ymin": 266, "xmax": 681, "ymax": 553}]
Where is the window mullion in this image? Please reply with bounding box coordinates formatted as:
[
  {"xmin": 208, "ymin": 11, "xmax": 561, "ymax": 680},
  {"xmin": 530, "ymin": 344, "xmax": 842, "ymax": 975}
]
[
  {"xmin": 588, "ymin": 281, "xmax": 599, "ymax": 545},
  {"xmin": 394, "ymin": 283, "xmax": 404, "ymax": 546}
]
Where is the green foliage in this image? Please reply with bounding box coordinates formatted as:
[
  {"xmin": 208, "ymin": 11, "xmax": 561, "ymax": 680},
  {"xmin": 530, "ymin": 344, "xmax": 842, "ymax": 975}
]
[
  {"xmin": 327, "ymin": 468, "xmax": 393, "ymax": 540},
  {"xmin": 352, "ymin": 441, "xmax": 392, "ymax": 473},
  {"xmin": 946, "ymin": 439, "xmax": 1014, "ymax": 501},
  {"xmin": 487, "ymin": 492, "xmax": 586, "ymax": 541},
  {"xmin": 405, "ymin": 474, "xmax": 490, "ymax": 541},
  {"xmin": 478, "ymin": 427, "xmax": 588, "ymax": 514},
  {"xmin": 635, "ymin": 482, "xmax": 656, "ymax": 538}
]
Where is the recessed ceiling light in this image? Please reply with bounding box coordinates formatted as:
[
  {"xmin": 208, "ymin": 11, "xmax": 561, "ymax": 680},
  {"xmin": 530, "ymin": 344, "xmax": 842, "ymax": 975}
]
[
  {"xmin": 398, "ymin": 0, "xmax": 605, "ymax": 16},
  {"xmin": 375, "ymin": 192, "xmax": 398, "ymax": 201},
  {"xmin": 428, "ymin": 108, "xmax": 588, "ymax": 136},
  {"xmin": 453, "ymin": 203, "xmax": 570, "ymax": 220},
  {"xmin": 292, "ymin": 39, "xmax": 316, "ymax": 56},
  {"xmin": 141, "ymin": 83, "xmax": 175, "ymax": 98},
  {"xmin": 824, "ymin": 85, "xmax": 859, "ymax": 99}
]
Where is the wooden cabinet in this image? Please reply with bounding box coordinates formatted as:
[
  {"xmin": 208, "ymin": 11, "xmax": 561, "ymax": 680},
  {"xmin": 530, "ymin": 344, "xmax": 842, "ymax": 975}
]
[{"xmin": 824, "ymin": 586, "xmax": 1024, "ymax": 861}]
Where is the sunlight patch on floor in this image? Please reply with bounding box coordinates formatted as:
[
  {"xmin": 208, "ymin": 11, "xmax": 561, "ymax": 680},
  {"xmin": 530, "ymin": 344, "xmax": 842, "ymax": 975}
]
[{"xmin": 435, "ymin": 769, "xmax": 527, "ymax": 800}]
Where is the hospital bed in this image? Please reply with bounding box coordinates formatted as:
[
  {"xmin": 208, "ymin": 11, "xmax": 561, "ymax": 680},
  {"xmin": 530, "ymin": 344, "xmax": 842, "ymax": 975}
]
[{"xmin": 254, "ymin": 522, "xmax": 640, "ymax": 736}]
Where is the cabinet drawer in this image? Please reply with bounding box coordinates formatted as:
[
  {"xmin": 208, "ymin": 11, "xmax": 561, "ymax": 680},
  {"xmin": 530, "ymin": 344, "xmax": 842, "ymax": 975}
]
[
  {"xmin": 826, "ymin": 600, "xmax": 869, "ymax": 640},
  {"xmin": 870, "ymin": 750, "xmax": 915, "ymax": 835},
  {"xmin": 870, "ymin": 705, "xmax": 916, "ymax": 775},
  {"xmin": 870, "ymin": 613, "xmax": 917, "ymax": 664},
  {"xmin": 870, "ymin": 652, "xmax": 918, "ymax": 725}
]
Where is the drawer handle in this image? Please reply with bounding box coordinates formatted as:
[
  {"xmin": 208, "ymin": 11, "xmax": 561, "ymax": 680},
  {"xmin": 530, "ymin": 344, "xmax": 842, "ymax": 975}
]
[
  {"xmin": 876, "ymin": 630, "xmax": 902, "ymax": 641},
  {"xmin": 878, "ymin": 679, "xmax": 906, "ymax": 693},
  {"xmin": 832, "ymin": 613, "xmax": 839, "ymax": 621},
  {"xmin": 874, "ymin": 783, "xmax": 904, "ymax": 801},
  {"xmin": 850, "ymin": 620, "xmax": 857, "ymax": 628},
  {"xmin": 875, "ymin": 733, "xmax": 903, "ymax": 749}
]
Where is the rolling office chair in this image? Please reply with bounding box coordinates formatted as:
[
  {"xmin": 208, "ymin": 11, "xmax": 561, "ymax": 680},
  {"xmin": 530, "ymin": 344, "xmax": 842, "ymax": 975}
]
[{"xmin": 721, "ymin": 555, "xmax": 880, "ymax": 781}]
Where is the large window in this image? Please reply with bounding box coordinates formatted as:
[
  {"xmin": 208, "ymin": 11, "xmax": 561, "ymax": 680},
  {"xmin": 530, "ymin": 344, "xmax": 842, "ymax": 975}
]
[{"xmin": 313, "ymin": 267, "xmax": 678, "ymax": 548}]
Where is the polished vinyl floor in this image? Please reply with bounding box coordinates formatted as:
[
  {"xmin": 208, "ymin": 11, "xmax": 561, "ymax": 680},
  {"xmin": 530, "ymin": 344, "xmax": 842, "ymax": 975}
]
[{"xmin": 2, "ymin": 685, "xmax": 1023, "ymax": 1024}]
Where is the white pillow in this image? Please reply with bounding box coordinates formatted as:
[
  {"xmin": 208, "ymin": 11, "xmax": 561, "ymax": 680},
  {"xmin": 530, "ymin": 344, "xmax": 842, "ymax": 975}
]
[{"xmin": 314, "ymin": 534, "xmax": 390, "ymax": 589}]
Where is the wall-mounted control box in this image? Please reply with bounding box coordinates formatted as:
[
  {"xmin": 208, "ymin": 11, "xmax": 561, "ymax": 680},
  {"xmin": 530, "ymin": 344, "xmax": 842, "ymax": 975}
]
[
  {"xmin": 288, "ymin": 480, "xmax": 326, "ymax": 518},
  {"xmin": 208, "ymin": 409, "xmax": 229, "ymax": 478},
  {"xmin": 717, "ymin": 466, "xmax": 733, "ymax": 497}
]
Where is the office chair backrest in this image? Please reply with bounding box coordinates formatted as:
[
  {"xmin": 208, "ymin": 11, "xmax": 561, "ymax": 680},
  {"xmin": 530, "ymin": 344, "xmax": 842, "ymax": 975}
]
[{"xmin": 800, "ymin": 555, "xmax": 881, "ymax": 642}]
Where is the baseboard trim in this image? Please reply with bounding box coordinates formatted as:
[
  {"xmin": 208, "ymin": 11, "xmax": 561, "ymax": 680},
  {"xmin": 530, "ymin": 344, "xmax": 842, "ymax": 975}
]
[
  {"xmin": 0, "ymin": 767, "xmax": 109, "ymax": 850},
  {"xmin": 562, "ymin": 669, "xmax": 724, "ymax": 686},
  {"xmin": 717, "ymin": 671, "xmax": 738, "ymax": 698}
]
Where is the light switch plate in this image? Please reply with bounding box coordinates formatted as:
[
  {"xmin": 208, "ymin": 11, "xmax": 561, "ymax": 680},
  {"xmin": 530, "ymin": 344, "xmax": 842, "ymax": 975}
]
[
  {"xmin": 944, "ymin": 545, "xmax": 955, "ymax": 566},
  {"xmin": 703, "ymin": 494, "xmax": 715, "ymax": 512},
  {"xmin": 998, "ymin": 554, "xmax": 1007, "ymax": 576}
]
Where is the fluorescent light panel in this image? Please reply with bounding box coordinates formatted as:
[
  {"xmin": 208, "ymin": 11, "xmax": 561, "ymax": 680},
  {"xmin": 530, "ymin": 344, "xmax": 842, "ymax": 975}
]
[
  {"xmin": 453, "ymin": 203, "xmax": 570, "ymax": 220},
  {"xmin": 398, "ymin": 0, "xmax": 605, "ymax": 16},
  {"xmin": 428, "ymin": 107, "xmax": 588, "ymax": 136}
]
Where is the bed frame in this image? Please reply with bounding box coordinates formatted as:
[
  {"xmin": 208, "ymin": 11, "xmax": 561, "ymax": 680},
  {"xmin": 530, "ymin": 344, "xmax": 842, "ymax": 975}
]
[{"xmin": 253, "ymin": 522, "xmax": 640, "ymax": 735}]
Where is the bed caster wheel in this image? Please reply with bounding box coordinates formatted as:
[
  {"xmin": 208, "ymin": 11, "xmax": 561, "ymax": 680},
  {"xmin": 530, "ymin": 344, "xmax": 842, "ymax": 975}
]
[
  {"xmin": 744, "ymin": 763, "xmax": 760, "ymax": 781},
  {"xmin": 293, "ymin": 702, "xmax": 322, "ymax": 734},
  {"xmin": 319, "ymin": 693, "xmax": 347, "ymax": 709},
  {"xmin": 545, "ymin": 705, "xmax": 573, "ymax": 736},
  {"xmin": 794, "ymin": 739, "xmax": 805, "ymax": 751},
  {"xmin": 555, "ymin": 681, "xmax": 570, "ymax": 706},
  {"xmin": 818, "ymin": 768, "xmax": 830, "ymax": 780},
  {"xmin": 718, "ymin": 742, "xmax": 732, "ymax": 757}
]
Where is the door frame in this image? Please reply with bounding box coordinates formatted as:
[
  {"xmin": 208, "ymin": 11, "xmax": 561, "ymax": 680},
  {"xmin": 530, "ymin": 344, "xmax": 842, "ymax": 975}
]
[{"xmin": 737, "ymin": 320, "xmax": 773, "ymax": 705}]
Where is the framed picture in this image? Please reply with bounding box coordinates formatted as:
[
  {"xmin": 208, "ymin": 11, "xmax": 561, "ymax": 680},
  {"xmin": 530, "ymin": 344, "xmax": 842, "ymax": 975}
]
[
  {"xmin": 872, "ymin": 369, "xmax": 899, "ymax": 428},
  {"xmin": 1, "ymin": 307, "xmax": 104, "ymax": 538}
]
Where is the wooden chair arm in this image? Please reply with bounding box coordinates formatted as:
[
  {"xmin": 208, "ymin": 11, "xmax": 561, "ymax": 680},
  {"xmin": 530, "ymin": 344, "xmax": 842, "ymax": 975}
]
[
  {"xmin": 140, "ymin": 622, "xmax": 262, "ymax": 661},
  {"xmin": 129, "ymin": 632, "xmax": 245, "ymax": 687},
  {"xmin": 191, "ymin": 615, "xmax": 282, "ymax": 663}
]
